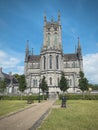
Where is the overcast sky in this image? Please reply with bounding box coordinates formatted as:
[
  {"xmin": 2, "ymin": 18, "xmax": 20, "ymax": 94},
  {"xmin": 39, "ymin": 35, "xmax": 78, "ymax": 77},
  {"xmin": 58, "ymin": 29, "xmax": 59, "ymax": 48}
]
[{"xmin": 0, "ymin": 0, "xmax": 98, "ymax": 84}]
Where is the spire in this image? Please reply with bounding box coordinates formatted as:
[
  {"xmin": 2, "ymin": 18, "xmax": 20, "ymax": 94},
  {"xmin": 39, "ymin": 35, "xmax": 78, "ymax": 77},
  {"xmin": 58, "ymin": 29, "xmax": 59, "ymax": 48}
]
[
  {"xmin": 78, "ymin": 37, "xmax": 81, "ymax": 49},
  {"xmin": 44, "ymin": 12, "xmax": 47, "ymax": 25},
  {"xmin": 58, "ymin": 10, "xmax": 60, "ymax": 23},
  {"xmin": 75, "ymin": 45, "xmax": 77, "ymax": 53},
  {"xmin": 25, "ymin": 40, "xmax": 29, "ymax": 62},
  {"xmin": 26, "ymin": 40, "xmax": 29, "ymax": 52},
  {"xmin": 77, "ymin": 37, "xmax": 82, "ymax": 59}
]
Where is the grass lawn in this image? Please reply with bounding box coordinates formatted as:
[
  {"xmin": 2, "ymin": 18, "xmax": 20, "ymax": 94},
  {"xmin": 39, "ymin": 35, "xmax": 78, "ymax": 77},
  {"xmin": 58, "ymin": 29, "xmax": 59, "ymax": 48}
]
[
  {"xmin": 38, "ymin": 100, "xmax": 98, "ymax": 130},
  {"xmin": 0, "ymin": 100, "xmax": 29, "ymax": 116}
]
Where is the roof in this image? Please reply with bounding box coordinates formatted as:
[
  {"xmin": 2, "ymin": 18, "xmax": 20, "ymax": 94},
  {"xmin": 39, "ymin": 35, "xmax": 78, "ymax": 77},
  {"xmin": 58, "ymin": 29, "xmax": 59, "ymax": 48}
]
[
  {"xmin": 27, "ymin": 54, "xmax": 78, "ymax": 62},
  {"xmin": 64, "ymin": 53, "xmax": 78, "ymax": 61},
  {"xmin": 28, "ymin": 55, "xmax": 40, "ymax": 63},
  {"xmin": 2, "ymin": 73, "xmax": 18, "ymax": 84}
]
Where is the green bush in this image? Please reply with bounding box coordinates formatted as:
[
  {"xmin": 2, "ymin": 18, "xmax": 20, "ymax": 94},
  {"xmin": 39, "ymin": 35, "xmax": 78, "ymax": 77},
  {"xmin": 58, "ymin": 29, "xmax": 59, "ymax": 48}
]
[
  {"xmin": 0, "ymin": 95, "xmax": 47, "ymax": 100},
  {"xmin": 0, "ymin": 96, "xmax": 3, "ymax": 100},
  {"xmin": 59, "ymin": 94, "xmax": 98, "ymax": 100},
  {"xmin": 27, "ymin": 96, "xmax": 34, "ymax": 104}
]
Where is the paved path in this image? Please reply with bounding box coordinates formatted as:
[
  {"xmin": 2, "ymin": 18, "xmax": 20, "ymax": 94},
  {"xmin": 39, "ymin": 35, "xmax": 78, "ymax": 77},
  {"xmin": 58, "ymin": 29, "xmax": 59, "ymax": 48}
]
[{"xmin": 0, "ymin": 100, "xmax": 55, "ymax": 130}]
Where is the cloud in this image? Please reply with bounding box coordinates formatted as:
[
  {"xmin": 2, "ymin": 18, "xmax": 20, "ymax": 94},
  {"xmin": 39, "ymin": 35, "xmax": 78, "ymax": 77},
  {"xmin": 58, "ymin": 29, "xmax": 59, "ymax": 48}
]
[
  {"xmin": 0, "ymin": 50, "xmax": 20, "ymax": 68},
  {"xmin": 13, "ymin": 66, "xmax": 24, "ymax": 74},
  {"xmin": 0, "ymin": 50, "xmax": 24, "ymax": 74},
  {"xmin": 83, "ymin": 53, "xmax": 98, "ymax": 84},
  {"xmin": 96, "ymin": 43, "xmax": 98, "ymax": 46}
]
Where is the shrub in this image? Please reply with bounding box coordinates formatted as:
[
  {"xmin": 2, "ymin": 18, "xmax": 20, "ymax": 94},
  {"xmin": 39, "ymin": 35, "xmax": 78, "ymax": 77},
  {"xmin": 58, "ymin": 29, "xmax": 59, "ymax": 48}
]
[
  {"xmin": 27, "ymin": 96, "xmax": 34, "ymax": 104},
  {"xmin": 0, "ymin": 95, "xmax": 47, "ymax": 100},
  {"xmin": 59, "ymin": 94, "xmax": 98, "ymax": 100}
]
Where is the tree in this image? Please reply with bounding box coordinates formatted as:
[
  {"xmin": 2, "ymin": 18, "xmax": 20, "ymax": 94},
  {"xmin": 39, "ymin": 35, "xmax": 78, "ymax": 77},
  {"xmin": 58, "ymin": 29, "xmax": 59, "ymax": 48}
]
[
  {"xmin": 0, "ymin": 78, "xmax": 7, "ymax": 94},
  {"xmin": 14, "ymin": 74, "xmax": 20, "ymax": 80},
  {"xmin": 88, "ymin": 84, "xmax": 98, "ymax": 90},
  {"xmin": 18, "ymin": 74, "xmax": 27, "ymax": 93},
  {"xmin": 59, "ymin": 72, "xmax": 69, "ymax": 93},
  {"xmin": 79, "ymin": 71, "xmax": 88, "ymax": 93},
  {"xmin": 14, "ymin": 74, "xmax": 27, "ymax": 93},
  {"xmin": 40, "ymin": 76, "xmax": 48, "ymax": 100}
]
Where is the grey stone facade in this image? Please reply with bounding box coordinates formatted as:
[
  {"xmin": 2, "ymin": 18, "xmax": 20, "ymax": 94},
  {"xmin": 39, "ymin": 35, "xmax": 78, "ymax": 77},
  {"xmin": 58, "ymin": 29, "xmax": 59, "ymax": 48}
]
[{"xmin": 24, "ymin": 13, "xmax": 83, "ymax": 94}]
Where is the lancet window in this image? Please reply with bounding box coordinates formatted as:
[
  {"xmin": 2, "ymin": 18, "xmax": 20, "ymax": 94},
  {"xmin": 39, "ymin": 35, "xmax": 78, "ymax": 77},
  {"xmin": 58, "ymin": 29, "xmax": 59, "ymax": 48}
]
[
  {"xmin": 56, "ymin": 55, "xmax": 59, "ymax": 69},
  {"xmin": 50, "ymin": 77, "xmax": 52, "ymax": 85},
  {"xmin": 43, "ymin": 56, "xmax": 46, "ymax": 69},
  {"xmin": 49, "ymin": 55, "xmax": 52, "ymax": 69}
]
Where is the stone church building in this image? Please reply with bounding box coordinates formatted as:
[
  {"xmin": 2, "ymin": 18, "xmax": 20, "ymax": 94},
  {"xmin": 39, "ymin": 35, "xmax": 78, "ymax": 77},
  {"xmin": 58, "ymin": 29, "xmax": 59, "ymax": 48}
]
[
  {"xmin": 0, "ymin": 67, "xmax": 18, "ymax": 95},
  {"xmin": 24, "ymin": 13, "xmax": 83, "ymax": 94}
]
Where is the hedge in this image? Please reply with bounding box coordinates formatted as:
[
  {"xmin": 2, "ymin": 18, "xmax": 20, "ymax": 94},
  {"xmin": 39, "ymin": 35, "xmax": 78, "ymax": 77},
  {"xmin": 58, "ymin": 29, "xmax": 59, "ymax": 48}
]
[
  {"xmin": 0, "ymin": 94, "xmax": 98, "ymax": 100},
  {"xmin": 0, "ymin": 95, "xmax": 47, "ymax": 100},
  {"xmin": 59, "ymin": 94, "xmax": 98, "ymax": 100}
]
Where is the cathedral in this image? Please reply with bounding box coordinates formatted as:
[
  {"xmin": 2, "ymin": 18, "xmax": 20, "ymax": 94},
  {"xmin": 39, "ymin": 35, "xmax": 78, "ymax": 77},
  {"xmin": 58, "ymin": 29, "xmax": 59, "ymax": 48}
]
[{"xmin": 24, "ymin": 13, "xmax": 83, "ymax": 94}]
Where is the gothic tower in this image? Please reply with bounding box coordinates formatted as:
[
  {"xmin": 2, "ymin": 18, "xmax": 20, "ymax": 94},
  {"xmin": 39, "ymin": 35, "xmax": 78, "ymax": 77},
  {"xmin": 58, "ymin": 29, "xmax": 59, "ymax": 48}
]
[
  {"xmin": 40, "ymin": 12, "xmax": 63, "ymax": 92},
  {"xmin": 42, "ymin": 12, "xmax": 62, "ymax": 51}
]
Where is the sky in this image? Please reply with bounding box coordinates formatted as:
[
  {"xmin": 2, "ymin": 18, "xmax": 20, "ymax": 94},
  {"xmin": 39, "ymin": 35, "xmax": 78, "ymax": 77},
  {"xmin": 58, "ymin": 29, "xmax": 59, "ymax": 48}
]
[{"xmin": 0, "ymin": 0, "xmax": 98, "ymax": 84}]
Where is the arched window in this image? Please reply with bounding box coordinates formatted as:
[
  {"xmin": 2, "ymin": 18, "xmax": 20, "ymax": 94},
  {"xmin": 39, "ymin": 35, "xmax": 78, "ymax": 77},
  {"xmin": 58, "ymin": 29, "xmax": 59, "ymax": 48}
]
[
  {"xmin": 49, "ymin": 55, "xmax": 52, "ymax": 69},
  {"xmin": 35, "ymin": 79, "xmax": 37, "ymax": 87},
  {"xmin": 57, "ymin": 77, "xmax": 59, "ymax": 86},
  {"xmin": 70, "ymin": 79, "xmax": 72, "ymax": 86},
  {"xmin": 33, "ymin": 79, "xmax": 37, "ymax": 87},
  {"xmin": 43, "ymin": 56, "xmax": 46, "ymax": 69},
  {"xmin": 66, "ymin": 62, "xmax": 69, "ymax": 68},
  {"xmin": 48, "ymin": 33, "xmax": 50, "ymax": 46},
  {"xmin": 33, "ymin": 79, "xmax": 35, "ymax": 87},
  {"xmin": 67, "ymin": 79, "xmax": 72, "ymax": 87},
  {"xmin": 56, "ymin": 55, "xmax": 59, "ymax": 69},
  {"xmin": 72, "ymin": 62, "xmax": 75, "ymax": 68},
  {"xmin": 76, "ymin": 62, "xmax": 79, "ymax": 68},
  {"xmin": 54, "ymin": 33, "xmax": 57, "ymax": 45},
  {"xmin": 50, "ymin": 77, "xmax": 52, "ymax": 85},
  {"xmin": 67, "ymin": 79, "xmax": 70, "ymax": 87}
]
